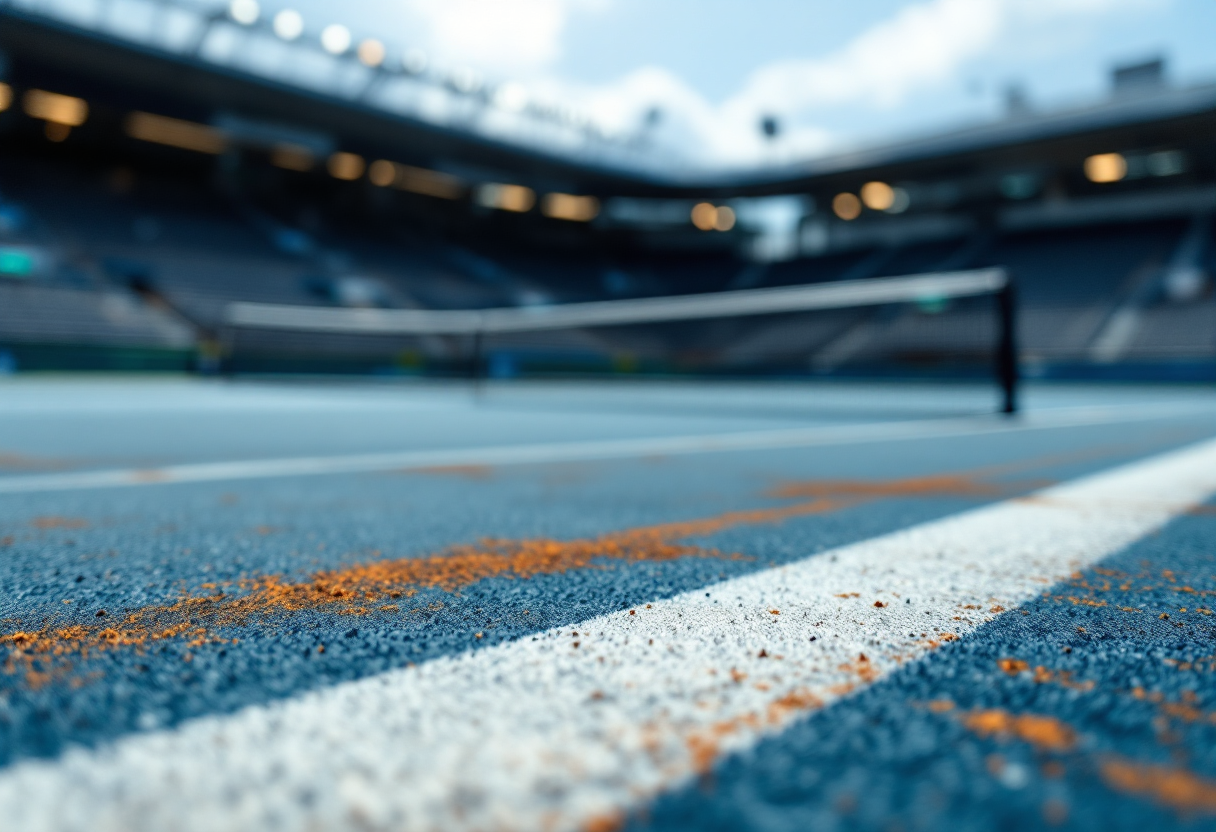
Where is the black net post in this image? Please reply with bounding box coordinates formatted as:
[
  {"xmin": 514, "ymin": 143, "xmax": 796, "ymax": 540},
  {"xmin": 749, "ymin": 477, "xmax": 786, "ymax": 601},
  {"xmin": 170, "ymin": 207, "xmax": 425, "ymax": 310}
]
[
  {"xmin": 995, "ymin": 275, "xmax": 1019, "ymax": 415},
  {"xmin": 470, "ymin": 327, "xmax": 485, "ymax": 396}
]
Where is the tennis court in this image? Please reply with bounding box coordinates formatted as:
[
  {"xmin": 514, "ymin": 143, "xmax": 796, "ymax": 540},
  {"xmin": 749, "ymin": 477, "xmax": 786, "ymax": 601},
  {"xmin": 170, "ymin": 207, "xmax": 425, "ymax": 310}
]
[{"xmin": 2, "ymin": 377, "xmax": 1216, "ymax": 830}]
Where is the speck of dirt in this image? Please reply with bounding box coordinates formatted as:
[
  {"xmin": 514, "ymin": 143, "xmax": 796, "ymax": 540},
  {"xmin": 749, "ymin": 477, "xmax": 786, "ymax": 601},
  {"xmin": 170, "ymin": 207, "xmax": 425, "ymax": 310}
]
[
  {"xmin": 962, "ymin": 709, "xmax": 1075, "ymax": 751},
  {"xmin": 30, "ymin": 516, "xmax": 88, "ymax": 530},
  {"xmin": 1100, "ymin": 759, "xmax": 1216, "ymax": 814},
  {"xmin": 582, "ymin": 810, "xmax": 623, "ymax": 832}
]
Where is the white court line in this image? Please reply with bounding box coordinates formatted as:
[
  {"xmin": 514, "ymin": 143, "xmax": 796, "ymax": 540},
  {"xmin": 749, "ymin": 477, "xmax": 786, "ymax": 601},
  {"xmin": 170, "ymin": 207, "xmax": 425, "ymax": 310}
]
[
  {"xmin": 3, "ymin": 437, "xmax": 1216, "ymax": 832},
  {"xmin": 0, "ymin": 401, "xmax": 1209, "ymax": 495}
]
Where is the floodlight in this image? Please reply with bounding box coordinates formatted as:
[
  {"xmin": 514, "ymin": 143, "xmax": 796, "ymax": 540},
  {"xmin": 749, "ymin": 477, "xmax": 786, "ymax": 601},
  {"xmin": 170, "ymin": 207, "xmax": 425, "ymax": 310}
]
[
  {"xmin": 228, "ymin": 0, "xmax": 259, "ymax": 25},
  {"xmin": 23, "ymin": 90, "xmax": 88, "ymax": 126},
  {"xmin": 368, "ymin": 160, "xmax": 397, "ymax": 187},
  {"xmin": 321, "ymin": 24, "xmax": 351, "ymax": 55},
  {"xmin": 832, "ymin": 193, "xmax": 861, "ymax": 221},
  {"xmin": 357, "ymin": 39, "xmax": 386, "ymax": 67},
  {"xmin": 271, "ymin": 143, "xmax": 315, "ymax": 171},
  {"xmin": 476, "ymin": 183, "xmax": 535, "ymax": 213},
  {"xmin": 542, "ymin": 193, "xmax": 600, "ymax": 222},
  {"xmin": 886, "ymin": 187, "xmax": 911, "ymax": 214},
  {"xmin": 860, "ymin": 181, "xmax": 895, "ymax": 211},
  {"xmin": 713, "ymin": 206, "xmax": 736, "ymax": 232},
  {"xmin": 273, "ymin": 9, "xmax": 304, "ymax": 40},
  {"xmin": 1084, "ymin": 153, "xmax": 1126, "ymax": 184},
  {"xmin": 327, "ymin": 152, "xmax": 365, "ymax": 181},
  {"xmin": 690, "ymin": 202, "xmax": 717, "ymax": 231}
]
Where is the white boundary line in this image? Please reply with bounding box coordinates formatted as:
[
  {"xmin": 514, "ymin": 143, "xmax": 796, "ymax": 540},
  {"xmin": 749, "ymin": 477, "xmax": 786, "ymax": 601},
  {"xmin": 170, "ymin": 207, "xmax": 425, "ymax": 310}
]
[
  {"xmin": 0, "ymin": 402, "xmax": 1208, "ymax": 495},
  {"xmin": 3, "ymin": 439, "xmax": 1216, "ymax": 832}
]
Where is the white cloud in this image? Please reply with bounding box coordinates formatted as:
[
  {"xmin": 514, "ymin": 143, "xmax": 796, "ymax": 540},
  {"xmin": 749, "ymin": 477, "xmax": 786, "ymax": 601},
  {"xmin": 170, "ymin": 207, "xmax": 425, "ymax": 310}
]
[
  {"xmin": 371, "ymin": 0, "xmax": 1153, "ymax": 169},
  {"xmin": 401, "ymin": 0, "xmax": 602, "ymax": 73},
  {"xmin": 732, "ymin": 0, "xmax": 1003, "ymax": 115},
  {"xmin": 533, "ymin": 0, "xmax": 1149, "ymax": 168}
]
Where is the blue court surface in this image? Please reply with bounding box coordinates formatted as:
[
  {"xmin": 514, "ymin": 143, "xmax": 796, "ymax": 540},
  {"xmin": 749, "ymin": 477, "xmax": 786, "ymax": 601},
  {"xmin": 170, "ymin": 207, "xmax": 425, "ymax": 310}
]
[{"xmin": 2, "ymin": 377, "xmax": 1216, "ymax": 831}]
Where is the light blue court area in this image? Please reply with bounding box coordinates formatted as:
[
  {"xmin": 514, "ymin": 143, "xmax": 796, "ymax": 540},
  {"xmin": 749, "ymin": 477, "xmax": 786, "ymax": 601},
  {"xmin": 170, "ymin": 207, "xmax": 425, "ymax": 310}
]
[
  {"xmin": 0, "ymin": 377, "xmax": 1215, "ymax": 830},
  {"xmin": 0, "ymin": 377, "xmax": 1211, "ymax": 469}
]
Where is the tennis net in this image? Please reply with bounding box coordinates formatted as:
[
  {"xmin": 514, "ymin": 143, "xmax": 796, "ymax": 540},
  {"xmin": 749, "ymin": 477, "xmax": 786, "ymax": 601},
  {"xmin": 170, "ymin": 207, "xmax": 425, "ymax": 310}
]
[{"xmin": 221, "ymin": 267, "xmax": 1019, "ymax": 413}]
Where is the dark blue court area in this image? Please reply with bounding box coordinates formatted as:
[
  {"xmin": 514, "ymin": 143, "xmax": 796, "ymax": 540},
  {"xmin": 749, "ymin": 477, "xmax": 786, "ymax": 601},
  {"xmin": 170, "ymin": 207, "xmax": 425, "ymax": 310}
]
[{"xmin": 1, "ymin": 378, "xmax": 1215, "ymax": 830}]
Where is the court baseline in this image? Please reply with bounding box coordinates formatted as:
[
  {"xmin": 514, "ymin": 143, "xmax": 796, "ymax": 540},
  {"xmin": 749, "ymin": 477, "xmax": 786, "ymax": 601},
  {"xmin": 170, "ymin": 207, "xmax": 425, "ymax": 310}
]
[{"xmin": 0, "ymin": 400, "xmax": 1207, "ymax": 495}]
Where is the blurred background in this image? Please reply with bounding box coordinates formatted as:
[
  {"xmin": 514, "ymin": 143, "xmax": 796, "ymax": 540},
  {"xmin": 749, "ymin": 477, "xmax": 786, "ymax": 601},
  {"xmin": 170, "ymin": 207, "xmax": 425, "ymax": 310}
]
[{"xmin": 0, "ymin": 0, "xmax": 1212, "ymax": 381}]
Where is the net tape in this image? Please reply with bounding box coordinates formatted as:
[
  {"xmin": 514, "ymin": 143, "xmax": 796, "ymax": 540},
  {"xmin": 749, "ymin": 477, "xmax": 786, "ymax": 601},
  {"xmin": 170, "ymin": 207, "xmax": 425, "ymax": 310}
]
[{"xmin": 224, "ymin": 268, "xmax": 1009, "ymax": 336}]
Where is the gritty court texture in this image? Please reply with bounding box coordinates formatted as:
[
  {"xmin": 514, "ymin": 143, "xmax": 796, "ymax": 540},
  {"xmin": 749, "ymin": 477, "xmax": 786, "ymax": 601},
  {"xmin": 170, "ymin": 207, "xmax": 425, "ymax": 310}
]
[{"xmin": 2, "ymin": 377, "xmax": 1216, "ymax": 832}]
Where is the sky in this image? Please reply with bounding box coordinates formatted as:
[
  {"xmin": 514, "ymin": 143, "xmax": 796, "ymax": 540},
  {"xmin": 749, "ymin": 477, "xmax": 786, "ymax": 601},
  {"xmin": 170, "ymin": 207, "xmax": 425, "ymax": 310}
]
[{"xmin": 193, "ymin": 0, "xmax": 1216, "ymax": 168}]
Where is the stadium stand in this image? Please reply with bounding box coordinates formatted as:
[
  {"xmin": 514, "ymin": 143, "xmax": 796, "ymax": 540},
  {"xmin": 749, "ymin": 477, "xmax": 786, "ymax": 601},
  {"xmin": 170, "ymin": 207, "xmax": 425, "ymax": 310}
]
[{"xmin": 0, "ymin": 6, "xmax": 1211, "ymax": 378}]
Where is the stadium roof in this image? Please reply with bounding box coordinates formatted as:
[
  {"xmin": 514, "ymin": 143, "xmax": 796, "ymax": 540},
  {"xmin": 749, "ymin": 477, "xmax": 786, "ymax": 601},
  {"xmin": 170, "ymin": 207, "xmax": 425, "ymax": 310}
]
[
  {"xmin": 0, "ymin": 7, "xmax": 667, "ymax": 193},
  {"xmin": 2, "ymin": 6, "xmax": 1214, "ymax": 199},
  {"xmin": 714, "ymin": 81, "xmax": 1216, "ymax": 196}
]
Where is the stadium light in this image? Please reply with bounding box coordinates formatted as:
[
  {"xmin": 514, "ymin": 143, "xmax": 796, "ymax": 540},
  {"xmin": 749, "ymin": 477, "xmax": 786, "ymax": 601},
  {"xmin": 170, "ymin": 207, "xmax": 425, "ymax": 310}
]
[
  {"xmin": 228, "ymin": 0, "xmax": 260, "ymax": 25},
  {"xmin": 1085, "ymin": 152, "xmax": 1127, "ymax": 183},
  {"xmin": 690, "ymin": 202, "xmax": 717, "ymax": 231},
  {"xmin": 327, "ymin": 152, "xmax": 365, "ymax": 180},
  {"xmin": 368, "ymin": 159, "xmax": 397, "ymax": 187},
  {"xmin": 273, "ymin": 9, "xmax": 304, "ymax": 41},
  {"xmin": 23, "ymin": 90, "xmax": 88, "ymax": 126},
  {"xmin": 1147, "ymin": 149, "xmax": 1185, "ymax": 177},
  {"xmin": 0, "ymin": 83, "xmax": 10, "ymax": 113},
  {"xmin": 126, "ymin": 112, "xmax": 228, "ymax": 154},
  {"xmin": 832, "ymin": 193, "xmax": 862, "ymax": 221},
  {"xmin": 357, "ymin": 39, "xmax": 386, "ymax": 67},
  {"xmin": 321, "ymin": 24, "xmax": 351, "ymax": 55},
  {"xmin": 476, "ymin": 183, "xmax": 535, "ymax": 212},
  {"xmin": 542, "ymin": 193, "xmax": 600, "ymax": 222},
  {"xmin": 396, "ymin": 166, "xmax": 464, "ymax": 200},
  {"xmin": 271, "ymin": 143, "xmax": 315, "ymax": 171},
  {"xmin": 860, "ymin": 181, "xmax": 895, "ymax": 211},
  {"xmin": 886, "ymin": 187, "xmax": 911, "ymax": 214}
]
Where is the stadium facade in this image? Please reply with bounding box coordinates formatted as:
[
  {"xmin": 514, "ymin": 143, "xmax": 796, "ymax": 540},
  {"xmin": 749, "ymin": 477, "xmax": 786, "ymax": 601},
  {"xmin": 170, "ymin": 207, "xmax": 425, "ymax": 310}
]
[{"xmin": 0, "ymin": 6, "xmax": 1212, "ymax": 378}]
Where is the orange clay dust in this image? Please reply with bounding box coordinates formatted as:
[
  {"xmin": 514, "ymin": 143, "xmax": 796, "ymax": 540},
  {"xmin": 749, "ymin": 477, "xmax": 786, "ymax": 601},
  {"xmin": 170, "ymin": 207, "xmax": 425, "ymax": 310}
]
[
  {"xmin": 1100, "ymin": 759, "xmax": 1216, "ymax": 814},
  {"xmin": 2, "ymin": 496, "xmax": 849, "ymax": 680},
  {"xmin": 0, "ymin": 456, "xmax": 1078, "ymax": 683},
  {"xmin": 962, "ymin": 709, "xmax": 1076, "ymax": 752}
]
